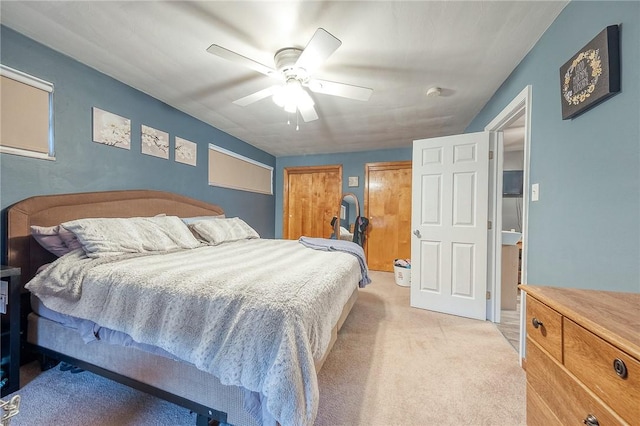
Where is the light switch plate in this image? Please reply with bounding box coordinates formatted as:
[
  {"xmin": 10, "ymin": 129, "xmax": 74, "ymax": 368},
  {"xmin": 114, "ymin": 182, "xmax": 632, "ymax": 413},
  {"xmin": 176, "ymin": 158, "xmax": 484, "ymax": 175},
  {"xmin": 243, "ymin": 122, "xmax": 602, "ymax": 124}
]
[
  {"xmin": 531, "ymin": 183, "xmax": 539, "ymax": 201},
  {"xmin": 348, "ymin": 176, "xmax": 359, "ymax": 187}
]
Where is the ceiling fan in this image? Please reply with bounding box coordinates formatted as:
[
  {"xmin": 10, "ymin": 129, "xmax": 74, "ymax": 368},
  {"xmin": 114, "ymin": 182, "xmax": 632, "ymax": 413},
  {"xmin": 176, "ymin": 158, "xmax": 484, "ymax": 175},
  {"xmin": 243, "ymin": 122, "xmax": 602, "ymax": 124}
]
[{"xmin": 206, "ymin": 28, "xmax": 373, "ymax": 123}]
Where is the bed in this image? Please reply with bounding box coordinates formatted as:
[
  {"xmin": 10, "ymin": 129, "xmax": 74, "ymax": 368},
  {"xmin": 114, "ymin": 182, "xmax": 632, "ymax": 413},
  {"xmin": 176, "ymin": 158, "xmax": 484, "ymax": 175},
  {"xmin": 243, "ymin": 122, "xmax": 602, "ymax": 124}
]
[{"xmin": 6, "ymin": 189, "xmax": 364, "ymax": 426}]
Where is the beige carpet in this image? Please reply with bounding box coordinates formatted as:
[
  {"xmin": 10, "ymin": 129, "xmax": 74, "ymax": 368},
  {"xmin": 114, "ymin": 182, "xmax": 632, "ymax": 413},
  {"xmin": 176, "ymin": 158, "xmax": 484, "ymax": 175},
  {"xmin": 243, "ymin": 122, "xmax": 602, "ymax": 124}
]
[
  {"xmin": 316, "ymin": 271, "xmax": 526, "ymax": 425},
  {"xmin": 7, "ymin": 271, "xmax": 525, "ymax": 425}
]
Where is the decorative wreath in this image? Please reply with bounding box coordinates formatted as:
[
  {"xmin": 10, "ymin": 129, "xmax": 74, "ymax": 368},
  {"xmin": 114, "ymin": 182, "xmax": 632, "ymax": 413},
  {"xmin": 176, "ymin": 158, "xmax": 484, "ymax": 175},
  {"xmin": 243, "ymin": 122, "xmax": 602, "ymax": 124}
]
[{"xmin": 562, "ymin": 48, "xmax": 602, "ymax": 106}]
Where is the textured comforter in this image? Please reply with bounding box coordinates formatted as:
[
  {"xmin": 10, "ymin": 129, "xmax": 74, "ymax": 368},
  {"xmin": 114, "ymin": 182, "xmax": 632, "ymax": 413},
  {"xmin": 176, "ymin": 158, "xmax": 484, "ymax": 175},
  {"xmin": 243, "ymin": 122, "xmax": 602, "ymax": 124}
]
[{"xmin": 26, "ymin": 238, "xmax": 363, "ymax": 426}]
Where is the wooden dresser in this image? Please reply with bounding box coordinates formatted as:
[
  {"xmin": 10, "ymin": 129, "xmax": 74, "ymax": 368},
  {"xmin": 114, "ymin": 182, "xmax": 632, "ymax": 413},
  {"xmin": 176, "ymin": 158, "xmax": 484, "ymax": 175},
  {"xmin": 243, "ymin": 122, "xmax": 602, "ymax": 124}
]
[{"xmin": 520, "ymin": 285, "xmax": 640, "ymax": 426}]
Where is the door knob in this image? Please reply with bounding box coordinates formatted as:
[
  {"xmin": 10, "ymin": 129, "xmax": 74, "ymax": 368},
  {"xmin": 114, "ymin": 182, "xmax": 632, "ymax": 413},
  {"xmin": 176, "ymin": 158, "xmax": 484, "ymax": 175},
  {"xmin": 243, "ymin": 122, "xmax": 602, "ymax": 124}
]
[{"xmin": 413, "ymin": 230, "xmax": 422, "ymax": 238}]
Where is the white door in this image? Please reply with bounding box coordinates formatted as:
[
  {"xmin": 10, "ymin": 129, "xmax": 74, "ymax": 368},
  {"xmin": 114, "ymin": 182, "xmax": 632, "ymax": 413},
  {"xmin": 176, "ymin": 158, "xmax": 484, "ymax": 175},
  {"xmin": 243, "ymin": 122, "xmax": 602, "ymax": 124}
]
[{"xmin": 411, "ymin": 132, "xmax": 490, "ymax": 320}]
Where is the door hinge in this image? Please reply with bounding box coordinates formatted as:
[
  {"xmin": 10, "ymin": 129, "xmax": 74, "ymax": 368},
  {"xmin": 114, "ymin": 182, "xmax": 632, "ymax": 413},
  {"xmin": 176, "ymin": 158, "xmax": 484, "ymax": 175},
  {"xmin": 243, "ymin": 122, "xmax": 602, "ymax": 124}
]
[
  {"xmin": 489, "ymin": 150, "xmax": 494, "ymax": 160},
  {"xmin": 488, "ymin": 220, "xmax": 492, "ymax": 230},
  {"xmin": 486, "ymin": 291, "xmax": 491, "ymax": 300}
]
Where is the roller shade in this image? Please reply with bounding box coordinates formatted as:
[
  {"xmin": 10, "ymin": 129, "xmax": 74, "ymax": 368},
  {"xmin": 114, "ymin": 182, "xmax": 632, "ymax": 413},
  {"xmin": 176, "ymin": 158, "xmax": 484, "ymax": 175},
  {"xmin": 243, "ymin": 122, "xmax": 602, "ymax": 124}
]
[
  {"xmin": 208, "ymin": 144, "xmax": 273, "ymax": 195},
  {"xmin": 1, "ymin": 65, "xmax": 53, "ymax": 157}
]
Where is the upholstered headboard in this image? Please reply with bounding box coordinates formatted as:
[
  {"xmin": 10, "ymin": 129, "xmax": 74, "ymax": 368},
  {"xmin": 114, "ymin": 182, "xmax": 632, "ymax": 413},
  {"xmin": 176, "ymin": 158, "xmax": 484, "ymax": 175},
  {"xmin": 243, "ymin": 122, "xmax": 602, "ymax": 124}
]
[{"xmin": 7, "ymin": 190, "xmax": 225, "ymax": 284}]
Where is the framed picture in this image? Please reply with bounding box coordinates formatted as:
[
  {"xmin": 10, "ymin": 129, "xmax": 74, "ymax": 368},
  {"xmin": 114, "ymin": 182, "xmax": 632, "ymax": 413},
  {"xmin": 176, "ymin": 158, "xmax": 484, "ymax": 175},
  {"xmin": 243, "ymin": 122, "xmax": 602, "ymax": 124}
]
[
  {"xmin": 92, "ymin": 107, "xmax": 131, "ymax": 149},
  {"xmin": 141, "ymin": 124, "xmax": 169, "ymax": 159},
  {"xmin": 560, "ymin": 25, "xmax": 620, "ymax": 120},
  {"xmin": 175, "ymin": 136, "xmax": 197, "ymax": 166}
]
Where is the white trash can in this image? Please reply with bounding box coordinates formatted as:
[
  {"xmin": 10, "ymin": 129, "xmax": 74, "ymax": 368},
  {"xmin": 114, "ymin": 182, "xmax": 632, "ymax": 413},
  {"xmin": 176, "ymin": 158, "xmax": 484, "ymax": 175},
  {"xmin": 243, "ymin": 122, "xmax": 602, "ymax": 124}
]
[{"xmin": 393, "ymin": 265, "xmax": 411, "ymax": 287}]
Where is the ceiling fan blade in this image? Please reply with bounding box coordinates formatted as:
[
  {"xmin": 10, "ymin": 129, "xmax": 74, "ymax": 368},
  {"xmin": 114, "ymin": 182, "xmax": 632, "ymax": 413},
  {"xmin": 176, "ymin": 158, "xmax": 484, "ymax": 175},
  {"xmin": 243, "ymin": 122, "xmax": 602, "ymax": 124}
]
[
  {"xmin": 298, "ymin": 103, "xmax": 319, "ymax": 122},
  {"xmin": 206, "ymin": 44, "xmax": 276, "ymax": 77},
  {"xmin": 233, "ymin": 86, "xmax": 277, "ymax": 107},
  {"xmin": 295, "ymin": 28, "xmax": 342, "ymax": 76},
  {"xmin": 307, "ymin": 79, "xmax": 373, "ymax": 102}
]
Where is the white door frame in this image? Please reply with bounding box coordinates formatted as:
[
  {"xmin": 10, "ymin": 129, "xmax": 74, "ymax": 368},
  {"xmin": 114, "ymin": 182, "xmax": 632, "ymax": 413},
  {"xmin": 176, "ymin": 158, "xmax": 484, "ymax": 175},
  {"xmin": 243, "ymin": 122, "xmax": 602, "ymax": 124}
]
[{"xmin": 484, "ymin": 86, "xmax": 532, "ymax": 360}]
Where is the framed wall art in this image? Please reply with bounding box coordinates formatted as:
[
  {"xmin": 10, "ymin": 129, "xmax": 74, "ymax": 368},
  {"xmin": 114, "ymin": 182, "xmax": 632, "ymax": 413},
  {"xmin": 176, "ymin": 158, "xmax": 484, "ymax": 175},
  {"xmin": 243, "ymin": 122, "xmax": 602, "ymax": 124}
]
[
  {"xmin": 141, "ymin": 124, "xmax": 169, "ymax": 159},
  {"xmin": 175, "ymin": 136, "xmax": 197, "ymax": 166},
  {"xmin": 559, "ymin": 25, "xmax": 620, "ymax": 120},
  {"xmin": 92, "ymin": 107, "xmax": 131, "ymax": 149}
]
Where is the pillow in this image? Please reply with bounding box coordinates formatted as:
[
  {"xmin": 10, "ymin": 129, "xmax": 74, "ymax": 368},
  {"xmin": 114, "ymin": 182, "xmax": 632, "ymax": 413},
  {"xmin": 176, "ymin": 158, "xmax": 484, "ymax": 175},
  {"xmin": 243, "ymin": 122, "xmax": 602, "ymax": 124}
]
[
  {"xmin": 58, "ymin": 226, "xmax": 83, "ymax": 251},
  {"xmin": 188, "ymin": 217, "xmax": 259, "ymax": 246},
  {"xmin": 62, "ymin": 215, "xmax": 201, "ymax": 258},
  {"xmin": 30, "ymin": 225, "xmax": 71, "ymax": 257},
  {"xmin": 181, "ymin": 214, "xmax": 225, "ymax": 225}
]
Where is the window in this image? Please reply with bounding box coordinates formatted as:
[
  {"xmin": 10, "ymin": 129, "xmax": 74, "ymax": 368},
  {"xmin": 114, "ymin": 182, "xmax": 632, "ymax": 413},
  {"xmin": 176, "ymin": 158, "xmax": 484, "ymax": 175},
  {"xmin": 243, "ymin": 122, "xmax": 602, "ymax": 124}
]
[
  {"xmin": 0, "ymin": 65, "xmax": 54, "ymax": 160},
  {"xmin": 208, "ymin": 144, "xmax": 273, "ymax": 195}
]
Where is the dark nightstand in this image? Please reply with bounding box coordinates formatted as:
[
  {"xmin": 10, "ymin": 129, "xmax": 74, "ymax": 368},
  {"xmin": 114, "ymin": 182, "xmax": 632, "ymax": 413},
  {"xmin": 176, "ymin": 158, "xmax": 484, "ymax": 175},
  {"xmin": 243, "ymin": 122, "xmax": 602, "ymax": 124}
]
[{"xmin": 1, "ymin": 265, "xmax": 21, "ymax": 397}]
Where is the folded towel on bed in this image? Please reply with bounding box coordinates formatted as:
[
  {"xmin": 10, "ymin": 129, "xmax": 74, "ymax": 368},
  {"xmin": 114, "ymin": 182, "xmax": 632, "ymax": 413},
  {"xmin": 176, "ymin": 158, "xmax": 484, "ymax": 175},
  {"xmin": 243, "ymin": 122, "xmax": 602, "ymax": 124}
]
[{"xmin": 298, "ymin": 237, "xmax": 371, "ymax": 287}]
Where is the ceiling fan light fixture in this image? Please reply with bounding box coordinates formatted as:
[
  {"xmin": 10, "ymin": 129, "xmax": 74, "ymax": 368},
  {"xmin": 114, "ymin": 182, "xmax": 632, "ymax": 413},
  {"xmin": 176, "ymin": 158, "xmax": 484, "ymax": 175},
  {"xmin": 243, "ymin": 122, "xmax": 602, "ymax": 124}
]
[
  {"xmin": 272, "ymin": 86, "xmax": 286, "ymax": 107},
  {"xmin": 272, "ymin": 78, "xmax": 314, "ymax": 113}
]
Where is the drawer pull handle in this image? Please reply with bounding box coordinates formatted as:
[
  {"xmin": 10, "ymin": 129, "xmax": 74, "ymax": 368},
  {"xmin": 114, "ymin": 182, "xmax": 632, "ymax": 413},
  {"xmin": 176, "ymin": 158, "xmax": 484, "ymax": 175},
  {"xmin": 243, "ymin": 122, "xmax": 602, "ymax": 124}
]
[
  {"xmin": 613, "ymin": 358, "xmax": 628, "ymax": 379},
  {"xmin": 531, "ymin": 317, "xmax": 543, "ymax": 329},
  {"xmin": 583, "ymin": 414, "xmax": 599, "ymax": 426}
]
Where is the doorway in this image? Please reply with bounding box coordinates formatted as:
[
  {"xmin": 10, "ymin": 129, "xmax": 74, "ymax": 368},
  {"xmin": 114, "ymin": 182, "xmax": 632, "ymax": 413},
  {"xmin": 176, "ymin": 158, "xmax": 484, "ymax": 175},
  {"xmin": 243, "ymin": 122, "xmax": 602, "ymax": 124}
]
[
  {"xmin": 496, "ymin": 117, "xmax": 525, "ymax": 351},
  {"xmin": 406, "ymin": 87, "xmax": 530, "ymax": 346},
  {"xmin": 485, "ymin": 86, "xmax": 531, "ymax": 361}
]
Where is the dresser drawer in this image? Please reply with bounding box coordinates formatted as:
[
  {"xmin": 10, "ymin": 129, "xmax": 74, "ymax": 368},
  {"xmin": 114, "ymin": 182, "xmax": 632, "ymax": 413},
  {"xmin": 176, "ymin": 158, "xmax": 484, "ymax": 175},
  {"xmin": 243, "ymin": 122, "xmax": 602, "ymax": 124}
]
[
  {"xmin": 526, "ymin": 337, "xmax": 626, "ymax": 426},
  {"xmin": 526, "ymin": 296, "xmax": 563, "ymax": 362},
  {"xmin": 564, "ymin": 318, "xmax": 640, "ymax": 424},
  {"xmin": 526, "ymin": 382, "xmax": 562, "ymax": 426}
]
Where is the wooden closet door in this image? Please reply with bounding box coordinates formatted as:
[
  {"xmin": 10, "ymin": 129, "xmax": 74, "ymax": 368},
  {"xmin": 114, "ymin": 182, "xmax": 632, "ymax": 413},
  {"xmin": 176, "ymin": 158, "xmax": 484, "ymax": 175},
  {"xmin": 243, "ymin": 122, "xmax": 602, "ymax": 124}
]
[
  {"xmin": 283, "ymin": 165, "xmax": 342, "ymax": 240},
  {"xmin": 364, "ymin": 161, "xmax": 412, "ymax": 271}
]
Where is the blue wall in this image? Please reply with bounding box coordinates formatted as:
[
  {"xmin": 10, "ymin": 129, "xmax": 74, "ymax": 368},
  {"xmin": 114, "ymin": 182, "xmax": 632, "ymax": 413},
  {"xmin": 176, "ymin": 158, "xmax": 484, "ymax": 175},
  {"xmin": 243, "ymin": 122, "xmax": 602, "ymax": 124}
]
[
  {"xmin": 0, "ymin": 26, "xmax": 276, "ymax": 258},
  {"xmin": 467, "ymin": 2, "xmax": 639, "ymax": 292},
  {"xmin": 275, "ymin": 148, "xmax": 411, "ymax": 238}
]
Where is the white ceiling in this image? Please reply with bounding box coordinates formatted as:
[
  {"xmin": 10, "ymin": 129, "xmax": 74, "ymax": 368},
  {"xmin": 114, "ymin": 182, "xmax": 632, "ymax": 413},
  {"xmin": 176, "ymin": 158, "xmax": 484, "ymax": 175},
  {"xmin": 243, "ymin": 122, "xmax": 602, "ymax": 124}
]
[{"xmin": 0, "ymin": 1, "xmax": 568, "ymax": 157}]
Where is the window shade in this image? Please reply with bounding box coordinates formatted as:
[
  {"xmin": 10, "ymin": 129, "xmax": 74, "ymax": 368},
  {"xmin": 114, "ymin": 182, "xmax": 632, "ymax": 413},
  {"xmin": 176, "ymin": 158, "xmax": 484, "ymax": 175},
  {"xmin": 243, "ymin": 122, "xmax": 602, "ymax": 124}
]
[
  {"xmin": 208, "ymin": 144, "xmax": 273, "ymax": 195},
  {"xmin": 1, "ymin": 65, "xmax": 53, "ymax": 158}
]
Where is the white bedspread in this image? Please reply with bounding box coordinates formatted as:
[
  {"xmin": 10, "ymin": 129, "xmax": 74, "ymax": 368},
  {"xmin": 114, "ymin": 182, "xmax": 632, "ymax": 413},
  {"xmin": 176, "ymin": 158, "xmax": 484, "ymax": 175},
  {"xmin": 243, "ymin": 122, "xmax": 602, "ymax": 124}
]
[{"xmin": 26, "ymin": 239, "xmax": 362, "ymax": 426}]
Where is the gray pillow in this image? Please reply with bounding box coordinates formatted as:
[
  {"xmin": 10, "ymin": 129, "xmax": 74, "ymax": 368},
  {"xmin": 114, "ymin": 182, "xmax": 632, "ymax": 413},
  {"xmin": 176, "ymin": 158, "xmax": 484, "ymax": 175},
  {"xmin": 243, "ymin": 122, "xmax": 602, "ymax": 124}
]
[
  {"xmin": 188, "ymin": 217, "xmax": 259, "ymax": 246},
  {"xmin": 62, "ymin": 216, "xmax": 201, "ymax": 258},
  {"xmin": 30, "ymin": 225, "xmax": 71, "ymax": 257}
]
